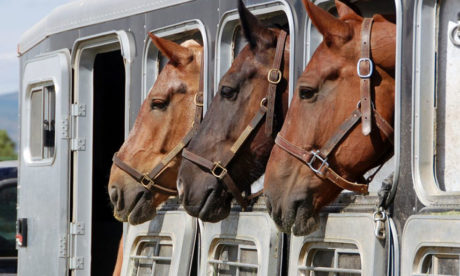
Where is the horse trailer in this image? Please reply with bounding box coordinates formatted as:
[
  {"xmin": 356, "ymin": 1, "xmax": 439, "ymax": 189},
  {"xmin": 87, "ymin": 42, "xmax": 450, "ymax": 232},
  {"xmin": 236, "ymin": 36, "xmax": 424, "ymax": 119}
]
[{"xmin": 16, "ymin": 0, "xmax": 460, "ymax": 275}]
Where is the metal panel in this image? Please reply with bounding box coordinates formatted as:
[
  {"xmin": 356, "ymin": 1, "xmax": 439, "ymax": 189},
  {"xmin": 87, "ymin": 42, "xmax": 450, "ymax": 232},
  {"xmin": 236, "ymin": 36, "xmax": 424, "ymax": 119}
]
[
  {"xmin": 71, "ymin": 31, "xmax": 134, "ymax": 276},
  {"xmin": 288, "ymin": 213, "xmax": 387, "ymax": 276},
  {"xmin": 18, "ymin": 50, "xmax": 71, "ymax": 275},
  {"xmin": 199, "ymin": 209, "xmax": 283, "ymax": 276},
  {"xmin": 401, "ymin": 215, "xmax": 460, "ymax": 275},
  {"xmin": 413, "ymin": 0, "xmax": 460, "ymax": 205},
  {"xmin": 122, "ymin": 208, "xmax": 198, "ymax": 276}
]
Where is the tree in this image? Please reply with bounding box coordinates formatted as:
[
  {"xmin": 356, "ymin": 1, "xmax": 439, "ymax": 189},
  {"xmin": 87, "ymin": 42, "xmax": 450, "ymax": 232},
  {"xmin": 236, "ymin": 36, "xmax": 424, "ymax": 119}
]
[{"xmin": 0, "ymin": 130, "xmax": 17, "ymax": 161}]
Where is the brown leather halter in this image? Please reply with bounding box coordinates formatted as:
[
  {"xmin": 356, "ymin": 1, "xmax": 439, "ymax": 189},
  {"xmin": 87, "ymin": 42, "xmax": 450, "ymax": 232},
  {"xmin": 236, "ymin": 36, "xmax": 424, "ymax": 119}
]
[
  {"xmin": 275, "ymin": 18, "xmax": 393, "ymax": 195},
  {"xmin": 182, "ymin": 30, "xmax": 288, "ymax": 209},
  {"xmin": 112, "ymin": 55, "xmax": 205, "ymax": 196}
]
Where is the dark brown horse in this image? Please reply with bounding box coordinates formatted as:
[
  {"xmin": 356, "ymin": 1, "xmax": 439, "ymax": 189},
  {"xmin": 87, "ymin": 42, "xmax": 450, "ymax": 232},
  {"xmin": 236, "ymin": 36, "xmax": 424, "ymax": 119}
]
[
  {"xmin": 177, "ymin": 1, "xmax": 290, "ymax": 222},
  {"xmin": 264, "ymin": 0, "xmax": 395, "ymax": 235},
  {"xmin": 108, "ymin": 34, "xmax": 203, "ymax": 225}
]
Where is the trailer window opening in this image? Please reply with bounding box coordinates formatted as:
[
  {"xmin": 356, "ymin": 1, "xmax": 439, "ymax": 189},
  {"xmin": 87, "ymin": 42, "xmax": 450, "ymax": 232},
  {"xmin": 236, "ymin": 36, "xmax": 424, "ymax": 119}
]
[
  {"xmin": 413, "ymin": 247, "xmax": 460, "ymax": 276},
  {"xmin": 144, "ymin": 25, "xmax": 204, "ymax": 100},
  {"xmin": 216, "ymin": 6, "xmax": 291, "ymax": 93},
  {"xmin": 208, "ymin": 239, "xmax": 258, "ymax": 275},
  {"xmin": 298, "ymin": 243, "xmax": 361, "ymax": 275},
  {"xmin": 129, "ymin": 237, "xmax": 173, "ymax": 276},
  {"xmin": 28, "ymin": 84, "xmax": 55, "ymax": 161},
  {"xmin": 413, "ymin": 0, "xmax": 460, "ymax": 202},
  {"xmin": 433, "ymin": 0, "xmax": 460, "ymax": 192}
]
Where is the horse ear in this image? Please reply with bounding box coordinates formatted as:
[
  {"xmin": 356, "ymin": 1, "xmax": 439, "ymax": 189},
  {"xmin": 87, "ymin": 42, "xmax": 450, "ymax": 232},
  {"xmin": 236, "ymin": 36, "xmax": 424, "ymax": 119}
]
[
  {"xmin": 302, "ymin": 0, "xmax": 352, "ymax": 45},
  {"xmin": 335, "ymin": 0, "xmax": 362, "ymax": 21},
  {"xmin": 148, "ymin": 33, "xmax": 193, "ymax": 66},
  {"xmin": 238, "ymin": 0, "xmax": 275, "ymax": 49}
]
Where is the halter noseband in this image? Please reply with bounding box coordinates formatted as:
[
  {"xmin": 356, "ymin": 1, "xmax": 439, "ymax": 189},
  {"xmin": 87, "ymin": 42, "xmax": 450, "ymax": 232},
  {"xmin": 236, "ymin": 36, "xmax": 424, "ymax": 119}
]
[
  {"xmin": 112, "ymin": 55, "xmax": 205, "ymax": 196},
  {"xmin": 275, "ymin": 18, "xmax": 394, "ymax": 195},
  {"xmin": 182, "ymin": 30, "xmax": 288, "ymax": 209}
]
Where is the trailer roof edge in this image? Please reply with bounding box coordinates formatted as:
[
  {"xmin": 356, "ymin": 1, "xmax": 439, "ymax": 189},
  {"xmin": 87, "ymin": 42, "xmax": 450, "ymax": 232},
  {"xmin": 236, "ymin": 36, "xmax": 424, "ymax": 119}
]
[{"xmin": 18, "ymin": 0, "xmax": 194, "ymax": 55}]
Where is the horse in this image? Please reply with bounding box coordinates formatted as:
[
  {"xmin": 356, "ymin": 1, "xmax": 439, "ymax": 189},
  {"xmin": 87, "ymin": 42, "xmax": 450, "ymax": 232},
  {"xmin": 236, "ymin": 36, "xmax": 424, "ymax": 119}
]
[
  {"xmin": 263, "ymin": 0, "xmax": 395, "ymax": 236},
  {"xmin": 108, "ymin": 33, "xmax": 203, "ymax": 275},
  {"xmin": 177, "ymin": 0, "xmax": 290, "ymax": 222},
  {"xmin": 107, "ymin": 34, "xmax": 203, "ymax": 223}
]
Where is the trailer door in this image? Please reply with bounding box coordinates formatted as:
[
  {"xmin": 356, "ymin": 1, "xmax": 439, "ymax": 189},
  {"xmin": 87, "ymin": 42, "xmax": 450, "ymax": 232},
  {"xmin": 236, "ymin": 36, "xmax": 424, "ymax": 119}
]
[{"xmin": 18, "ymin": 50, "xmax": 71, "ymax": 275}]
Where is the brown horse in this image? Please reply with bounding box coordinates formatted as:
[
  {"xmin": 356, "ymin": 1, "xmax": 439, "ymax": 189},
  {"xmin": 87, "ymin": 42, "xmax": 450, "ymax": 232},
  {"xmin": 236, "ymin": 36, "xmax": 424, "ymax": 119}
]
[
  {"xmin": 177, "ymin": 1, "xmax": 290, "ymax": 222},
  {"xmin": 263, "ymin": 0, "xmax": 395, "ymax": 235},
  {"xmin": 107, "ymin": 34, "xmax": 203, "ymax": 225}
]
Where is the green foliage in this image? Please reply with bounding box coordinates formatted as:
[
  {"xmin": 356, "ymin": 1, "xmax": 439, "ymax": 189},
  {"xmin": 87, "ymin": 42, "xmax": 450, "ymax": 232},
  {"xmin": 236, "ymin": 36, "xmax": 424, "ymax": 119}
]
[{"xmin": 0, "ymin": 130, "xmax": 17, "ymax": 161}]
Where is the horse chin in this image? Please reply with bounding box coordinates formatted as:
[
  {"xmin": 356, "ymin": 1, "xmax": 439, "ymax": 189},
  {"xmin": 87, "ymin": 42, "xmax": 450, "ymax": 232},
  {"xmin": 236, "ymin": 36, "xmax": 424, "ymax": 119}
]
[
  {"xmin": 127, "ymin": 196, "xmax": 157, "ymax": 225},
  {"xmin": 269, "ymin": 199, "xmax": 320, "ymax": 236},
  {"xmin": 197, "ymin": 190, "xmax": 232, "ymax": 222}
]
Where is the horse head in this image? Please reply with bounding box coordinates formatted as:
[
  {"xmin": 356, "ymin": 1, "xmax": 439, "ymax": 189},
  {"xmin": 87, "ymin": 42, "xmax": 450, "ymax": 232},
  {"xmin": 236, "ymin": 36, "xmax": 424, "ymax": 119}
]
[
  {"xmin": 264, "ymin": 0, "xmax": 395, "ymax": 235},
  {"xmin": 177, "ymin": 0, "xmax": 290, "ymax": 222},
  {"xmin": 108, "ymin": 34, "xmax": 203, "ymax": 224}
]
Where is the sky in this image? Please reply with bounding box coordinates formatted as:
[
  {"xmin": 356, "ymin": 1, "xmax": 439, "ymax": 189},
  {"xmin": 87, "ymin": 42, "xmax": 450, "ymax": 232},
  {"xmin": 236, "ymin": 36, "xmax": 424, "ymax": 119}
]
[{"xmin": 0, "ymin": 0, "xmax": 73, "ymax": 95}]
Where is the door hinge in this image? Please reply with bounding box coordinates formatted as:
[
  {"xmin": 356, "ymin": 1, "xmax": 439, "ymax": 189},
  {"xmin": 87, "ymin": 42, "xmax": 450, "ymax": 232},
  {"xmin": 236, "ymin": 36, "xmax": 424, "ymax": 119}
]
[
  {"xmin": 71, "ymin": 103, "xmax": 86, "ymax": 117},
  {"xmin": 70, "ymin": 222, "xmax": 85, "ymax": 235},
  {"xmin": 71, "ymin": 138, "xmax": 86, "ymax": 151},
  {"xmin": 70, "ymin": 257, "xmax": 84, "ymax": 270}
]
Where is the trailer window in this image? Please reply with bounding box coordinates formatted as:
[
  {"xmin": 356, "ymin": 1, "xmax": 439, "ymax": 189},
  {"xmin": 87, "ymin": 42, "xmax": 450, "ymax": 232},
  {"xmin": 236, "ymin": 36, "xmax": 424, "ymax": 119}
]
[
  {"xmin": 215, "ymin": 3, "xmax": 292, "ymax": 95},
  {"xmin": 413, "ymin": 0, "xmax": 460, "ymax": 203},
  {"xmin": 28, "ymin": 84, "xmax": 55, "ymax": 162},
  {"xmin": 299, "ymin": 243, "xmax": 361, "ymax": 276},
  {"xmin": 144, "ymin": 21, "xmax": 205, "ymax": 100},
  {"xmin": 129, "ymin": 237, "xmax": 173, "ymax": 276},
  {"xmin": 413, "ymin": 247, "xmax": 460, "ymax": 276},
  {"xmin": 208, "ymin": 239, "xmax": 258, "ymax": 275}
]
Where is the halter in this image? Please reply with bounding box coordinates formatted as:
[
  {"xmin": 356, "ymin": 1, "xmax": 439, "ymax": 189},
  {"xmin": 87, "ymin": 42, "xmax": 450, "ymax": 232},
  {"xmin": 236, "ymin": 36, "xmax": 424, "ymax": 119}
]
[
  {"xmin": 182, "ymin": 30, "xmax": 288, "ymax": 209},
  {"xmin": 112, "ymin": 54, "xmax": 205, "ymax": 196},
  {"xmin": 274, "ymin": 18, "xmax": 393, "ymax": 195}
]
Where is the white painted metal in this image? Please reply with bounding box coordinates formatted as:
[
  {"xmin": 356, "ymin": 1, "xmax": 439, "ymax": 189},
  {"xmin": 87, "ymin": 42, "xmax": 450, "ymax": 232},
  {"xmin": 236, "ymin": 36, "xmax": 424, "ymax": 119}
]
[
  {"xmin": 288, "ymin": 213, "xmax": 387, "ymax": 275},
  {"xmin": 18, "ymin": 50, "xmax": 71, "ymax": 275},
  {"xmin": 121, "ymin": 210, "xmax": 198, "ymax": 276},
  {"xmin": 199, "ymin": 211, "xmax": 283, "ymax": 276},
  {"xmin": 401, "ymin": 215, "xmax": 460, "ymax": 275}
]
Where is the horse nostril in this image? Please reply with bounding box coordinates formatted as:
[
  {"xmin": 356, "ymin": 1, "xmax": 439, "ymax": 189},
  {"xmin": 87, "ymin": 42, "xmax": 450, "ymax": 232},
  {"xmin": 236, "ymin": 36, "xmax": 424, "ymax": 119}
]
[{"xmin": 109, "ymin": 186, "xmax": 120, "ymax": 209}]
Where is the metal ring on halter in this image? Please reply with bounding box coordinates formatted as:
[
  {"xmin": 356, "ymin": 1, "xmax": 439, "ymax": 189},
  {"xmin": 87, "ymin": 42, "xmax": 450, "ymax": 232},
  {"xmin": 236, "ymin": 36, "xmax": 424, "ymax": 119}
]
[
  {"xmin": 260, "ymin": 97, "xmax": 268, "ymax": 109},
  {"xmin": 211, "ymin": 162, "xmax": 227, "ymax": 179},
  {"xmin": 140, "ymin": 174, "xmax": 154, "ymax": 188},
  {"xmin": 357, "ymin": 58, "xmax": 374, "ymax": 78},
  {"xmin": 449, "ymin": 24, "xmax": 460, "ymax": 46},
  {"xmin": 267, "ymin": 68, "xmax": 282, "ymax": 84},
  {"xmin": 194, "ymin": 93, "xmax": 204, "ymax": 107}
]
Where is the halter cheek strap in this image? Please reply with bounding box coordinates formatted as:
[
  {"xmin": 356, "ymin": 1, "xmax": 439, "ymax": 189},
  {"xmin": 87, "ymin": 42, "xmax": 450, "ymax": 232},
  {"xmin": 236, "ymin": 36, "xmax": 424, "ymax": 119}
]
[
  {"xmin": 112, "ymin": 52, "xmax": 205, "ymax": 196},
  {"xmin": 182, "ymin": 30, "xmax": 288, "ymax": 209}
]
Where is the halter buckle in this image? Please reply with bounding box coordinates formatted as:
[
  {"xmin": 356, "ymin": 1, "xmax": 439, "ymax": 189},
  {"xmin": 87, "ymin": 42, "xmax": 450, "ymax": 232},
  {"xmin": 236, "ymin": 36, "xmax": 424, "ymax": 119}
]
[
  {"xmin": 140, "ymin": 174, "xmax": 154, "ymax": 188},
  {"xmin": 211, "ymin": 162, "xmax": 227, "ymax": 179},
  {"xmin": 357, "ymin": 58, "xmax": 374, "ymax": 79},
  {"xmin": 307, "ymin": 151, "xmax": 329, "ymax": 176},
  {"xmin": 267, "ymin": 68, "xmax": 282, "ymax": 84}
]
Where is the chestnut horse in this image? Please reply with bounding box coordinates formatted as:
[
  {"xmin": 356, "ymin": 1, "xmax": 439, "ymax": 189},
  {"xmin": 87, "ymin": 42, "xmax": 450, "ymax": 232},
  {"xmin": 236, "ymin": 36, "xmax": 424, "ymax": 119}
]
[
  {"xmin": 177, "ymin": 1, "xmax": 289, "ymax": 222},
  {"xmin": 109, "ymin": 34, "xmax": 203, "ymax": 275},
  {"xmin": 264, "ymin": 0, "xmax": 395, "ymax": 235},
  {"xmin": 108, "ymin": 35, "xmax": 203, "ymax": 224}
]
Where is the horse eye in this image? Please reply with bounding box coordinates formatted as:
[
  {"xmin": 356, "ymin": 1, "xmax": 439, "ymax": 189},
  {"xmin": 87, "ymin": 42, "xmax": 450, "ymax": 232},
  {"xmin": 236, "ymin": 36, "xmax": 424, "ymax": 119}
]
[
  {"xmin": 220, "ymin": 86, "xmax": 237, "ymax": 99},
  {"xmin": 151, "ymin": 99, "xmax": 168, "ymax": 111},
  {"xmin": 299, "ymin": 86, "xmax": 318, "ymax": 100}
]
